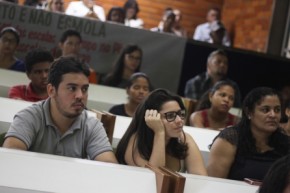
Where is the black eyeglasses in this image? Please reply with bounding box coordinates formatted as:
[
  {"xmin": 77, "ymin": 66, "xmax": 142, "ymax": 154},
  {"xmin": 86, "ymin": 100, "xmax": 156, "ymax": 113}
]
[{"xmin": 163, "ymin": 110, "xmax": 186, "ymax": 122}]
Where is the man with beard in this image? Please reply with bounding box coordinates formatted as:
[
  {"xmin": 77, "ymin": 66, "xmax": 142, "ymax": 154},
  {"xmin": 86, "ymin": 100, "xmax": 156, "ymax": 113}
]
[
  {"xmin": 184, "ymin": 49, "xmax": 241, "ymax": 107},
  {"xmin": 8, "ymin": 48, "xmax": 53, "ymax": 102},
  {"xmin": 3, "ymin": 57, "xmax": 118, "ymax": 164}
]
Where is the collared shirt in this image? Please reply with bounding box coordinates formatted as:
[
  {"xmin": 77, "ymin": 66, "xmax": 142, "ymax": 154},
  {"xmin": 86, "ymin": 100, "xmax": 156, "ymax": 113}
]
[
  {"xmin": 184, "ymin": 72, "xmax": 241, "ymax": 107},
  {"xmin": 8, "ymin": 82, "xmax": 48, "ymax": 102},
  {"xmin": 5, "ymin": 99, "xmax": 112, "ymax": 159},
  {"xmin": 193, "ymin": 22, "xmax": 231, "ymax": 46}
]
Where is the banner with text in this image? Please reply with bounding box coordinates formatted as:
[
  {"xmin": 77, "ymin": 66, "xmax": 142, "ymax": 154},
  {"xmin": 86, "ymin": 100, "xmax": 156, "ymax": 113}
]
[{"xmin": 0, "ymin": 2, "xmax": 187, "ymax": 93}]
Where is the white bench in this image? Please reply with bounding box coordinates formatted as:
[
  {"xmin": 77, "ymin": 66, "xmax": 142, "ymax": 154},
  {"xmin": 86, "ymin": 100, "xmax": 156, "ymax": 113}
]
[
  {"xmin": 0, "ymin": 148, "xmax": 157, "ymax": 193},
  {"xmin": 0, "ymin": 148, "xmax": 258, "ymax": 193}
]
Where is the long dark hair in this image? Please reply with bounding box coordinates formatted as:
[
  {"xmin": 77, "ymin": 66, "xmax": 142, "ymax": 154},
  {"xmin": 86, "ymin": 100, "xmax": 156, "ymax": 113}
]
[
  {"xmin": 259, "ymin": 154, "xmax": 290, "ymax": 193},
  {"xmin": 123, "ymin": 0, "xmax": 140, "ymax": 19},
  {"xmin": 102, "ymin": 44, "xmax": 142, "ymax": 87},
  {"xmin": 115, "ymin": 88, "xmax": 188, "ymax": 165},
  {"xmin": 234, "ymin": 87, "xmax": 289, "ymax": 156}
]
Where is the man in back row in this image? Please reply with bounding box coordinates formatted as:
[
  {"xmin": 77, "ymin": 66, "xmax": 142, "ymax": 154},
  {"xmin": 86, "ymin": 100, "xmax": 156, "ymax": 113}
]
[
  {"xmin": 184, "ymin": 49, "xmax": 241, "ymax": 108},
  {"xmin": 3, "ymin": 57, "xmax": 118, "ymax": 163},
  {"xmin": 8, "ymin": 48, "xmax": 54, "ymax": 102}
]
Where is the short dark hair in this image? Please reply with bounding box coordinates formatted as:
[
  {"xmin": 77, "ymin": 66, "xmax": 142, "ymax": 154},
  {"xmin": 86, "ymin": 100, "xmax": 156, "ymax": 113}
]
[
  {"xmin": 59, "ymin": 29, "xmax": 82, "ymax": 43},
  {"xmin": 107, "ymin": 6, "xmax": 125, "ymax": 23},
  {"xmin": 25, "ymin": 48, "xmax": 54, "ymax": 73},
  {"xmin": 207, "ymin": 49, "xmax": 227, "ymax": 64},
  {"xmin": 48, "ymin": 57, "xmax": 90, "ymax": 89},
  {"xmin": 0, "ymin": 26, "xmax": 20, "ymax": 44}
]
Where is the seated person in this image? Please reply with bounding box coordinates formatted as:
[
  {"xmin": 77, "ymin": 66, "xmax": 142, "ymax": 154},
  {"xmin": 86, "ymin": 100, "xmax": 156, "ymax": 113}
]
[
  {"xmin": 0, "ymin": 26, "xmax": 25, "ymax": 72},
  {"xmin": 109, "ymin": 72, "xmax": 153, "ymax": 117},
  {"xmin": 193, "ymin": 7, "xmax": 231, "ymax": 46},
  {"xmin": 3, "ymin": 57, "xmax": 118, "ymax": 164},
  {"xmin": 107, "ymin": 6, "xmax": 125, "ymax": 24},
  {"xmin": 258, "ymin": 154, "xmax": 290, "ymax": 193},
  {"xmin": 101, "ymin": 44, "xmax": 142, "ymax": 88},
  {"xmin": 172, "ymin": 9, "xmax": 187, "ymax": 38},
  {"xmin": 46, "ymin": 0, "xmax": 64, "ymax": 13},
  {"xmin": 65, "ymin": 0, "xmax": 105, "ymax": 21},
  {"xmin": 58, "ymin": 29, "xmax": 97, "ymax": 84},
  {"xmin": 207, "ymin": 87, "xmax": 290, "ymax": 181},
  {"xmin": 184, "ymin": 49, "xmax": 241, "ymax": 108},
  {"xmin": 190, "ymin": 80, "xmax": 240, "ymax": 130},
  {"xmin": 123, "ymin": 0, "xmax": 144, "ymax": 28},
  {"xmin": 151, "ymin": 9, "xmax": 177, "ymax": 35},
  {"xmin": 8, "ymin": 48, "xmax": 54, "ymax": 102},
  {"xmin": 115, "ymin": 88, "xmax": 207, "ymax": 175}
]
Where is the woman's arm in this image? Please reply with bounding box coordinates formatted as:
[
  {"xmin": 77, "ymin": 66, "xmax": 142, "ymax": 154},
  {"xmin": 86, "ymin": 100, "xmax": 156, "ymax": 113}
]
[
  {"xmin": 124, "ymin": 110, "xmax": 166, "ymax": 167},
  {"xmin": 185, "ymin": 133, "xmax": 207, "ymax": 175},
  {"xmin": 190, "ymin": 111, "xmax": 205, "ymax": 128},
  {"xmin": 207, "ymin": 138, "xmax": 236, "ymax": 178}
]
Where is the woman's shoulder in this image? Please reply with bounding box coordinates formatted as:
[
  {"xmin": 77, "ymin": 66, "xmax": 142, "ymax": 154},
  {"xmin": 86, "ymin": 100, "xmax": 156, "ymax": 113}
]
[{"xmin": 217, "ymin": 126, "xmax": 239, "ymax": 145}]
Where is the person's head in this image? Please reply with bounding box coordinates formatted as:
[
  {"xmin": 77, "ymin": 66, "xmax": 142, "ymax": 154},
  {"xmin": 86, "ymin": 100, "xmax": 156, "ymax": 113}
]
[
  {"xmin": 126, "ymin": 72, "xmax": 154, "ymax": 105},
  {"xmin": 123, "ymin": 0, "xmax": 139, "ymax": 20},
  {"xmin": 206, "ymin": 49, "xmax": 228, "ymax": 78},
  {"xmin": 258, "ymin": 154, "xmax": 290, "ymax": 193},
  {"xmin": 107, "ymin": 44, "xmax": 142, "ymax": 83},
  {"xmin": 25, "ymin": 48, "xmax": 54, "ymax": 91},
  {"xmin": 59, "ymin": 29, "xmax": 82, "ymax": 57},
  {"xmin": 107, "ymin": 6, "xmax": 125, "ymax": 24},
  {"xmin": 116, "ymin": 88, "xmax": 188, "ymax": 164},
  {"xmin": 173, "ymin": 9, "xmax": 182, "ymax": 23},
  {"xmin": 206, "ymin": 7, "xmax": 220, "ymax": 23},
  {"xmin": 47, "ymin": 57, "xmax": 90, "ymax": 118},
  {"xmin": 162, "ymin": 10, "xmax": 176, "ymax": 30},
  {"xmin": 197, "ymin": 80, "xmax": 235, "ymax": 112},
  {"xmin": 0, "ymin": 26, "xmax": 20, "ymax": 55},
  {"xmin": 240, "ymin": 87, "xmax": 281, "ymax": 134},
  {"xmin": 46, "ymin": 0, "xmax": 64, "ymax": 13}
]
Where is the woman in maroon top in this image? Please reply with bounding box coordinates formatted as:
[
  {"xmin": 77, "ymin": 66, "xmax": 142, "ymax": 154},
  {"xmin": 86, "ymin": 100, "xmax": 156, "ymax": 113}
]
[{"xmin": 189, "ymin": 80, "xmax": 240, "ymax": 130}]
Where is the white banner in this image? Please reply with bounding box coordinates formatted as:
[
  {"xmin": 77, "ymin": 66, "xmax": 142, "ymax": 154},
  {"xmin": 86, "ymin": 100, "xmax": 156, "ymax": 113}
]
[{"xmin": 0, "ymin": 2, "xmax": 186, "ymax": 93}]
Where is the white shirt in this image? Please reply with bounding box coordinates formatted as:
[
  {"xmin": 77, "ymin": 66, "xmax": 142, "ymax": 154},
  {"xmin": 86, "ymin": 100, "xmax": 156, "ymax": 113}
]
[
  {"xmin": 125, "ymin": 18, "xmax": 144, "ymax": 29},
  {"xmin": 193, "ymin": 22, "xmax": 231, "ymax": 46},
  {"xmin": 65, "ymin": 1, "xmax": 105, "ymax": 21}
]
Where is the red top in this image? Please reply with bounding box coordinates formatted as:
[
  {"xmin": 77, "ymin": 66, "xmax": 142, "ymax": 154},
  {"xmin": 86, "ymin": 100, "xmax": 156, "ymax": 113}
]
[
  {"xmin": 8, "ymin": 83, "xmax": 48, "ymax": 102},
  {"xmin": 201, "ymin": 109, "xmax": 235, "ymax": 128}
]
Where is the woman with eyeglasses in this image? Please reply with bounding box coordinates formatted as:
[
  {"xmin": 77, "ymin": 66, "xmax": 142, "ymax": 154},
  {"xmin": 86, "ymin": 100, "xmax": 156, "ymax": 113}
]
[
  {"xmin": 115, "ymin": 88, "xmax": 207, "ymax": 175},
  {"xmin": 190, "ymin": 80, "xmax": 240, "ymax": 130},
  {"xmin": 101, "ymin": 44, "xmax": 142, "ymax": 88}
]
